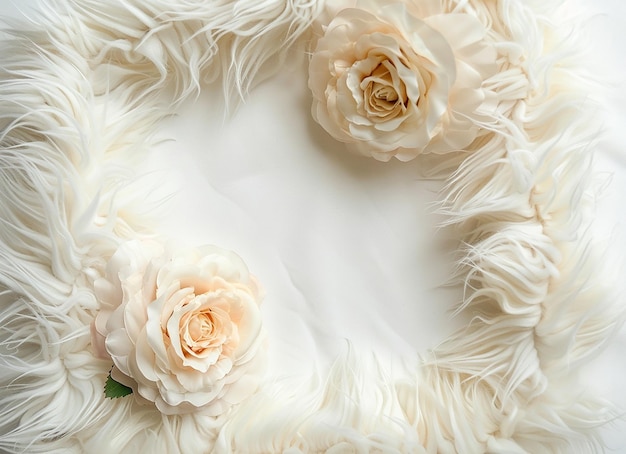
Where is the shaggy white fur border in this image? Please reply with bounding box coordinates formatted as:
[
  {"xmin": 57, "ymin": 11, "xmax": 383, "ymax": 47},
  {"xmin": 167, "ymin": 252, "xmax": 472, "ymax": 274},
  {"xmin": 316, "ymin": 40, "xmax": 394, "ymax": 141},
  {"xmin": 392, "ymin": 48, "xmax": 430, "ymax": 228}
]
[{"xmin": 0, "ymin": 0, "xmax": 623, "ymax": 452}]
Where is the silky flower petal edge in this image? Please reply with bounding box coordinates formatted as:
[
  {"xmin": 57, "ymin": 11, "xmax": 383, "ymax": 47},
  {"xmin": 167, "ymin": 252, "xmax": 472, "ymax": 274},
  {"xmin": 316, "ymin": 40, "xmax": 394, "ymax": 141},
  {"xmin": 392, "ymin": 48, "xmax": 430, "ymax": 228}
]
[
  {"xmin": 91, "ymin": 240, "xmax": 266, "ymax": 415},
  {"xmin": 309, "ymin": 2, "xmax": 497, "ymax": 161}
]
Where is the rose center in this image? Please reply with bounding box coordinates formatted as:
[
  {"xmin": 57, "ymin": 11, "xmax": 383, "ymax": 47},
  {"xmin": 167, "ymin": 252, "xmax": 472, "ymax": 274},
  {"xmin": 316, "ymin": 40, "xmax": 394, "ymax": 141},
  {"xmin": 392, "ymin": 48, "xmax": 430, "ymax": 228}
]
[
  {"xmin": 373, "ymin": 83, "xmax": 398, "ymax": 102},
  {"xmin": 188, "ymin": 311, "xmax": 214, "ymax": 342},
  {"xmin": 361, "ymin": 61, "xmax": 409, "ymax": 119},
  {"xmin": 179, "ymin": 306, "xmax": 226, "ymax": 355}
]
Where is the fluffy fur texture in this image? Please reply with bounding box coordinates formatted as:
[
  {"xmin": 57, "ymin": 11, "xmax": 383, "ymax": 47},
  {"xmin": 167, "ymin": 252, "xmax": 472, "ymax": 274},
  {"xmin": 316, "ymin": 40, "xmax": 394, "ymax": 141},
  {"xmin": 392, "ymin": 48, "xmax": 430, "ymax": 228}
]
[{"xmin": 0, "ymin": 0, "xmax": 623, "ymax": 452}]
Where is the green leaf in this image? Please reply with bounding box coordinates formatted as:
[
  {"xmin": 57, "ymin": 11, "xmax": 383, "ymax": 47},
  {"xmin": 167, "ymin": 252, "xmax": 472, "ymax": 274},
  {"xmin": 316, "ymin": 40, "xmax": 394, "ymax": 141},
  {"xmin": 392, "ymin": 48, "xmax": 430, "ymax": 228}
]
[{"xmin": 104, "ymin": 371, "xmax": 133, "ymax": 399}]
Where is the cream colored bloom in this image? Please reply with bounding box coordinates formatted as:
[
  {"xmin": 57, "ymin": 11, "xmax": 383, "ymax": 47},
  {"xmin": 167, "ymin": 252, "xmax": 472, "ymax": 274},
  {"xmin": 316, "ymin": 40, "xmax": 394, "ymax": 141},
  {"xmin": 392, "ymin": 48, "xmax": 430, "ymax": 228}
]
[
  {"xmin": 91, "ymin": 240, "xmax": 265, "ymax": 415},
  {"xmin": 309, "ymin": 0, "xmax": 496, "ymax": 161}
]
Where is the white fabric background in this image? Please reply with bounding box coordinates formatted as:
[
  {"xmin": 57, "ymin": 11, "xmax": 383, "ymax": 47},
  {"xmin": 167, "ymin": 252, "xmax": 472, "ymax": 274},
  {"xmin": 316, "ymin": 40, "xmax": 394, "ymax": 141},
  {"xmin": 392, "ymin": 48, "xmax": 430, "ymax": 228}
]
[{"xmin": 1, "ymin": 0, "xmax": 625, "ymax": 450}]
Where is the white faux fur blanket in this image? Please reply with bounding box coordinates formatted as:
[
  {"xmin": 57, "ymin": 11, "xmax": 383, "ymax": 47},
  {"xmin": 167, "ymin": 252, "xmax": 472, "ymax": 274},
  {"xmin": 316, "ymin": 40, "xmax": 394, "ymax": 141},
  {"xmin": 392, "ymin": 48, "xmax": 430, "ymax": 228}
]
[{"xmin": 0, "ymin": 0, "xmax": 624, "ymax": 452}]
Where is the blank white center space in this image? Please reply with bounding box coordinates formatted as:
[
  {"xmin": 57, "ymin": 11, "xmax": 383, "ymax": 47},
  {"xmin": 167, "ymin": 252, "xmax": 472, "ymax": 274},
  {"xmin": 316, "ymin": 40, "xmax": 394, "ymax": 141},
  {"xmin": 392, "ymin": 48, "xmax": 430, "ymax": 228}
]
[{"xmin": 146, "ymin": 56, "xmax": 467, "ymax": 375}]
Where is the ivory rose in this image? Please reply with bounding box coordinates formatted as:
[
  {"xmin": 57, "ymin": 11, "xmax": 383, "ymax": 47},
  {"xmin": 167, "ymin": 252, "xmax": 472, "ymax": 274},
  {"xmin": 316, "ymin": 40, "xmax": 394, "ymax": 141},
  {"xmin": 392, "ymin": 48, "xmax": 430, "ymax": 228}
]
[
  {"xmin": 91, "ymin": 240, "xmax": 265, "ymax": 415},
  {"xmin": 309, "ymin": 0, "xmax": 496, "ymax": 161}
]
